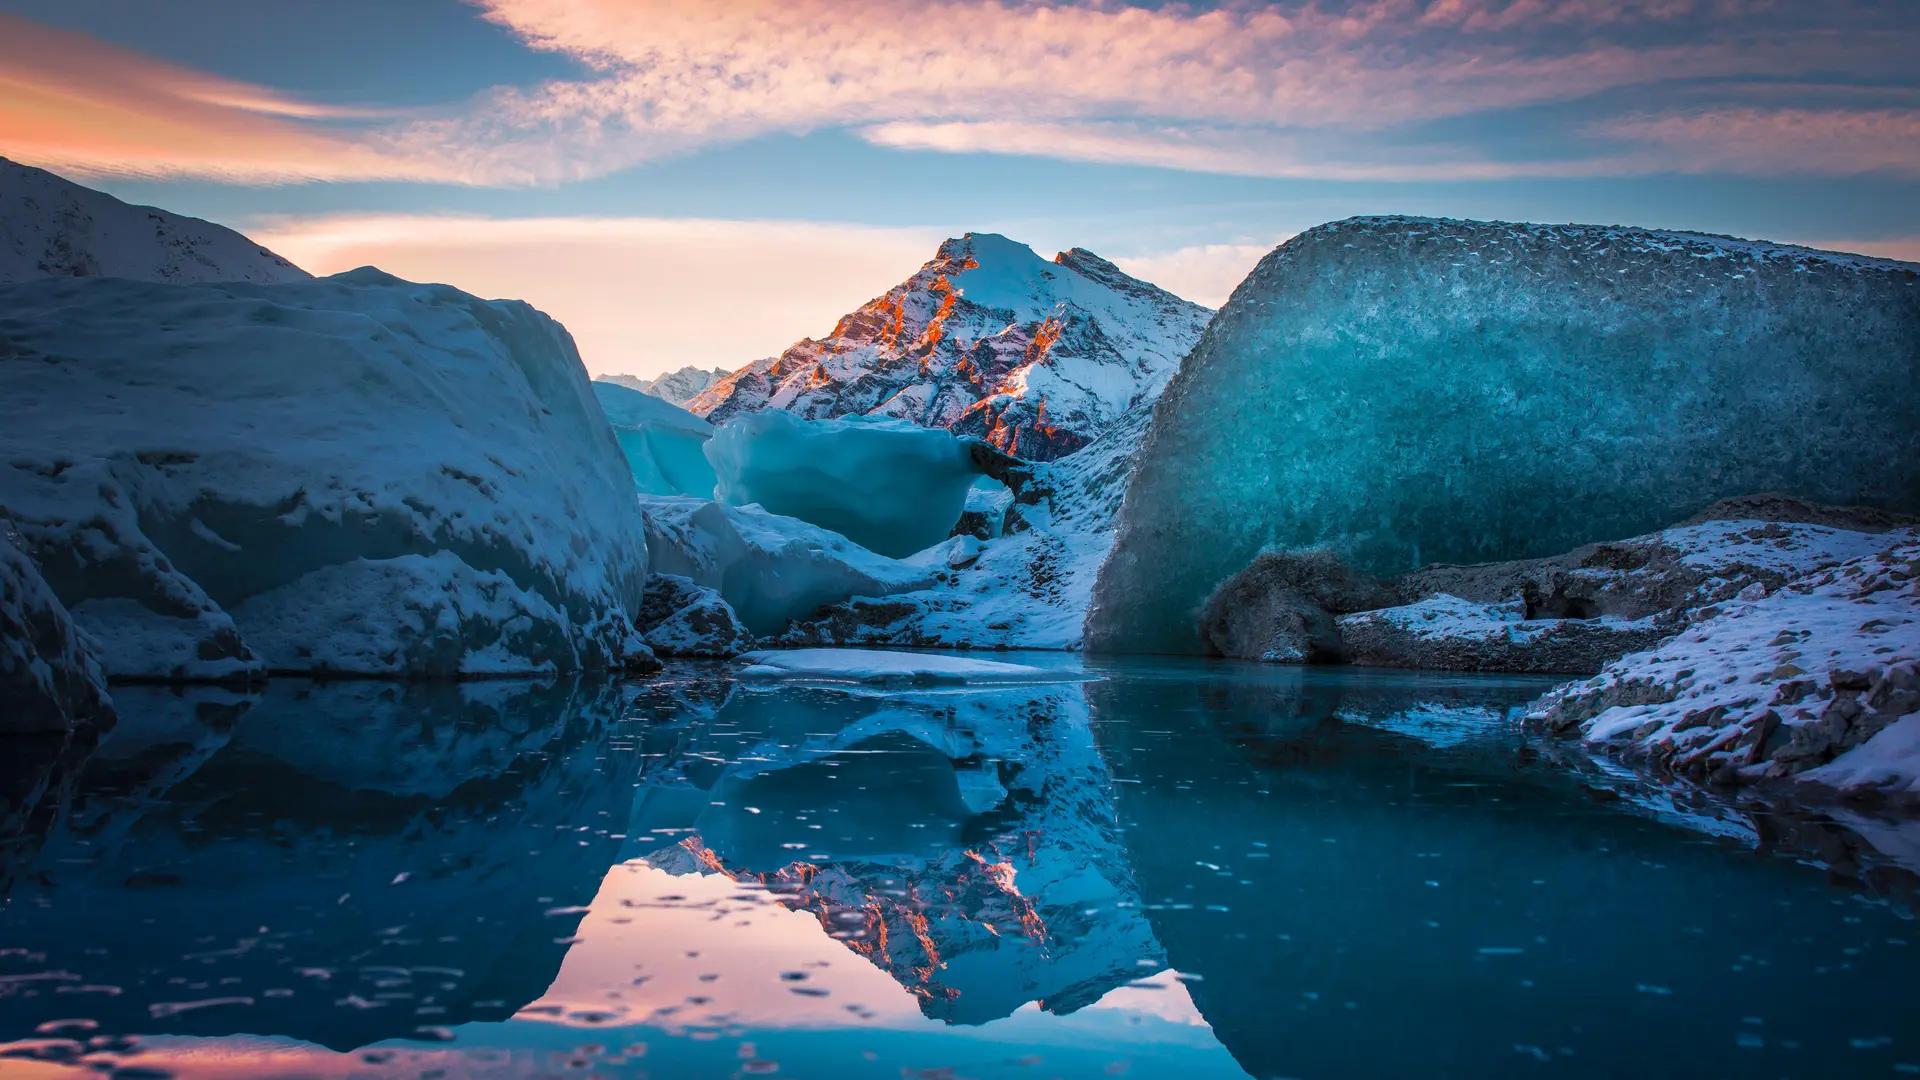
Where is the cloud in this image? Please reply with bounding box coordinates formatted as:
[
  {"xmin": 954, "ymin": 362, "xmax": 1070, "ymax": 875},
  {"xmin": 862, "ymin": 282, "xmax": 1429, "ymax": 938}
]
[
  {"xmin": 3, "ymin": 2, "xmax": 1917, "ymax": 185},
  {"xmin": 1112, "ymin": 241, "xmax": 1287, "ymax": 308},
  {"xmin": 248, "ymin": 214, "xmax": 949, "ymax": 375},
  {"xmin": 1595, "ymin": 108, "xmax": 1920, "ymax": 177},
  {"xmin": 0, "ymin": 14, "xmax": 452, "ymax": 183}
]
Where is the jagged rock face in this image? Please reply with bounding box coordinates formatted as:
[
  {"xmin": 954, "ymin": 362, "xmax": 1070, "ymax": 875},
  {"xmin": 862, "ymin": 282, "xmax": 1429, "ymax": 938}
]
[
  {"xmin": 688, "ymin": 233, "xmax": 1211, "ymax": 462},
  {"xmin": 597, "ymin": 366, "xmax": 729, "ymax": 406},
  {"xmin": 0, "ymin": 157, "xmax": 308, "ymax": 285},
  {"xmin": 1090, "ymin": 216, "xmax": 1920, "ymax": 654},
  {"xmin": 0, "ymin": 533, "xmax": 114, "ymax": 735}
]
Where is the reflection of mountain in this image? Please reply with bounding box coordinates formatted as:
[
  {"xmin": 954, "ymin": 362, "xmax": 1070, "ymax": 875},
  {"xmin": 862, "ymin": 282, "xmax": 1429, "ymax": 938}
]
[
  {"xmin": 1087, "ymin": 663, "xmax": 1920, "ymax": 1079},
  {"xmin": 624, "ymin": 676, "xmax": 1161, "ymax": 1025},
  {"xmin": 0, "ymin": 678, "xmax": 640, "ymax": 1051}
]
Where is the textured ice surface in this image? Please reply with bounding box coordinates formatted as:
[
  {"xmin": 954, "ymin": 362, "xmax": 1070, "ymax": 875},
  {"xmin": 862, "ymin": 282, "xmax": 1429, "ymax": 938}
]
[
  {"xmin": 1, "ymin": 157, "xmax": 309, "ymax": 285},
  {"xmin": 639, "ymin": 494, "xmax": 931, "ymax": 636},
  {"xmin": 593, "ymin": 381, "xmax": 718, "ymax": 497},
  {"xmin": 690, "ymin": 232, "xmax": 1211, "ymax": 460},
  {"xmin": 1, "ymin": 533, "xmax": 113, "ymax": 734},
  {"xmin": 1092, "ymin": 217, "xmax": 1920, "ymax": 653},
  {"xmin": 0, "ymin": 269, "xmax": 652, "ymax": 678},
  {"xmin": 706, "ymin": 410, "xmax": 979, "ymax": 557}
]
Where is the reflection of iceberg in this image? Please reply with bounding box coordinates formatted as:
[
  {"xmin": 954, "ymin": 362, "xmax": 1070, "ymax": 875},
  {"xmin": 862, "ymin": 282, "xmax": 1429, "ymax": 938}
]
[
  {"xmin": 624, "ymin": 674, "xmax": 1163, "ymax": 1025},
  {"xmin": 0, "ymin": 678, "xmax": 640, "ymax": 1051}
]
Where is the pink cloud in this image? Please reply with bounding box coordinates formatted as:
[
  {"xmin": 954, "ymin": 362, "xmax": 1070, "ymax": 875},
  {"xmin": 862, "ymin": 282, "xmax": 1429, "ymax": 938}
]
[{"xmin": 1597, "ymin": 108, "xmax": 1920, "ymax": 177}]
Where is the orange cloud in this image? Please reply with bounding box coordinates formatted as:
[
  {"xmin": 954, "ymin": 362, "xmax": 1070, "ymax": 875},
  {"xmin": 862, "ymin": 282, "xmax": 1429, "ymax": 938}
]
[{"xmin": 0, "ymin": 14, "xmax": 450, "ymax": 183}]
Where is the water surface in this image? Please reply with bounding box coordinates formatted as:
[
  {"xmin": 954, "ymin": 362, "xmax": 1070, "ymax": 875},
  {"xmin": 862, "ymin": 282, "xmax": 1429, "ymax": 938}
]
[{"xmin": 1, "ymin": 657, "xmax": 1915, "ymax": 1078}]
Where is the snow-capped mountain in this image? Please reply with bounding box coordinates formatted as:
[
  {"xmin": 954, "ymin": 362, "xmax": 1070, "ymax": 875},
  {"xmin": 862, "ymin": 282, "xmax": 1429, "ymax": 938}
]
[
  {"xmin": 687, "ymin": 232, "xmax": 1212, "ymax": 461},
  {"xmin": 0, "ymin": 157, "xmax": 309, "ymax": 285},
  {"xmin": 598, "ymin": 365, "xmax": 730, "ymax": 406}
]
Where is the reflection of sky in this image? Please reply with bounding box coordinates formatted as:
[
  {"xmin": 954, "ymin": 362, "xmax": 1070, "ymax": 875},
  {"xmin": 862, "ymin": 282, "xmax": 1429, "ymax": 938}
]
[{"xmin": 1, "ymin": 1, "xmax": 1916, "ymax": 377}]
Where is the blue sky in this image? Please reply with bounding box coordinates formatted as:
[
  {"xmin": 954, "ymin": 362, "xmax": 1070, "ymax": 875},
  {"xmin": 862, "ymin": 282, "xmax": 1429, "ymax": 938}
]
[{"xmin": 3, "ymin": 0, "xmax": 1916, "ymax": 375}]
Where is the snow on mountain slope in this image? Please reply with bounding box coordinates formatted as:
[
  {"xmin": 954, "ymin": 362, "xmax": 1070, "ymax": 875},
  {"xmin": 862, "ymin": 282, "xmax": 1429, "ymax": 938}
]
[
  {"xmin": 688, "ymin": 233, "xmax": 1211, "ymax": 461},
  {"xmin": 598, "ymin": 365, "xmax": 729, "ymax": 406},
  {"xmin": 1091, "ymin": 216, "xmax": 1920, "ymax": 654},
  {"xmin": 0, "ymin": 157, "xmax": 309, "ymax": 285},
  {"xmin": 0, "ymin": 268, "xmax": 653, "ymax": 680}
]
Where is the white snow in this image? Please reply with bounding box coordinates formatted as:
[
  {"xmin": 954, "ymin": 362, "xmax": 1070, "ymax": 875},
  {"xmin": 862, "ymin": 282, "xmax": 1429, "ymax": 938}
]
[
  {"xmin": 1530, "ymin": 533, "xmax": 1920, "ymax": 798},
  {"xmin": 706, "ymin": 410, "xmax": 979, "ymax": 558},
  {"xmin": 736, "ymin": 648, "xmax": 1088, "ymax": 686},
  {"xmin": 689, "ymin": 233, "xmax": 1211, "ymax": 460},
  {"xmin": 1, "ymin": 156, "xmax": 309, "ymax": 285},
  {"xmin": 639, "ymin": 494, "xmax": 931, "ymax": 637},
  {"xmin": 597, "ymin": 365, "xmax": 729, "ymax": 406},
  {"xmin": 0, "ymin": 267, "xmax": 653, "ymax": 679}
]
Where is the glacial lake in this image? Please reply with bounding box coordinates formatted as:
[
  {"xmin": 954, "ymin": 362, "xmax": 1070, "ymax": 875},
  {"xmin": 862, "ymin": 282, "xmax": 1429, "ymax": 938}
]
[{"xmin": 1, "ymin": 656, "xmax": 1915, "ymax": 1079}]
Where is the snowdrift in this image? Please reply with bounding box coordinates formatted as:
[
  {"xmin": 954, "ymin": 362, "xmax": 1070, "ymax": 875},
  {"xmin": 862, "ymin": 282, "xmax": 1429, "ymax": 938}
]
[
  {"xmin": 0, "ymin": 268, "xmax": 653, "ymax": 679},
  {"xmin": 1091, "ymin": 217, "xmax": 1920, "ymax": 653}
]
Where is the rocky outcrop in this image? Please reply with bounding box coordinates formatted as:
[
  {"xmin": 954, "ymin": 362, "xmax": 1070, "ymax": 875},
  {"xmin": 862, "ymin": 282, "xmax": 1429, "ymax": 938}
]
[
  {"xmin": 638, "ymin": 574, "xmax": 754, "ymax": 658},
  {"xmin": 689, "ymin": 233, "xmax": 1210, "ymax": 461},
  {"xmin": 1528, "ymin": 538, "xmax": 1920, "ymax": 805}
]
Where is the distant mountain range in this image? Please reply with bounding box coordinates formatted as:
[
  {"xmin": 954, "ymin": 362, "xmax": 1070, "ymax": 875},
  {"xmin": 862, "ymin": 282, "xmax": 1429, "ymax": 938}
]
[
  {"xmin": 687, "ymin": 232, "xmax": 1212, "ymax": 460},
  {"xmin": 597, "ymin": 366, "xmax": 731, "ymax": 406},
  {"xmin": 0, "ymin": 157, "xmax": 309, "ymax": 285}
]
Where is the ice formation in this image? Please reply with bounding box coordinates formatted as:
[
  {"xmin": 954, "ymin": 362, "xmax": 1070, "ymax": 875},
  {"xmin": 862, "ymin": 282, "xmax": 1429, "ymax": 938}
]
[
  {"xmin": 706, "ymin": 410, "xmax": 980, "ymax": 557},
  {"xmin": 735, "ymin": 647, "xmax": 1087, "ymax": 686},
  {"xmin": 639, "ymin": 494, "xmax": 931, "ymax": 636},
  {"xmin": 592, "ymin": 381, "xmax": 718, "ymax": 497},
  {"xmin": 0, "ymin": 268, "xmax": 653, "ymax": 679},
  {"xmin": 597, "ymin": 365, "xmax": 730, "ymax": 406},
  {"xmin": 689, "ymin": 232, "xmax": 1211, "ymax": 460},
  {"xmin": 1, "ymin": 156, "xmax": 309, "ymax": 285},
  {"xmin": 1530, "ymin": 533, "xmax": 1920, "ymax": 802},
  {"xmin": 1091, "ymin": 217, "xmax": 1920, "ymax": 654},
  {"xmin": 0, "ymin": 533, "xmax": 113, "ymax": 734}
]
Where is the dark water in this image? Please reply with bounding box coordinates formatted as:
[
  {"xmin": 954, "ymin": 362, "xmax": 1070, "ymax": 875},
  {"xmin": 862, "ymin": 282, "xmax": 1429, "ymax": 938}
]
[{"xmin": 1, "ymin": 657, "xmax": 1915, "ymax": 1079}]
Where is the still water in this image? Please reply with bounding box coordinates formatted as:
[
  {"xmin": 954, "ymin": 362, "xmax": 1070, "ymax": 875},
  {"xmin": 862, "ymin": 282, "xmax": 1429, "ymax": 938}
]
[{"xmin": 1, "ymin": 656, "xmax": 1915, "ymax": 1078}]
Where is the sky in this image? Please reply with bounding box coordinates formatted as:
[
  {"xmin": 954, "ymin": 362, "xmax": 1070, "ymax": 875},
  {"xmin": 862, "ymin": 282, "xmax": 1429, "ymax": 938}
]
[{"xmin": 3, "ymin": 0, "xmax": 1917, "ymax": 377}]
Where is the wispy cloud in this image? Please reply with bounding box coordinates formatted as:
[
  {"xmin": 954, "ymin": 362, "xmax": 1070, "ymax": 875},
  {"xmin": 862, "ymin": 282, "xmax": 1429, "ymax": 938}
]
[
  {"xmin": 3, "ymin": 2, "xmax": 1917, "ymax": 185},
  {"xmin": 249, "ymin": 214, "xmax": 949, "ymax": 375},
  {"xmin": 1112, "ymin": 241, "xmax": 1288, "ymax": 308}
]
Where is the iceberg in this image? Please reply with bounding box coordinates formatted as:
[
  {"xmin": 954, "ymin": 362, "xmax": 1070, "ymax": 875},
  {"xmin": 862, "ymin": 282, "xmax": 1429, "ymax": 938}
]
[
  {"xmin": 706, "ymin": 410, "xmax": 979, "ymax": 557},
  {"xmin": 593, "ymin": 380, "xmax": 718, "ymax": 497},
  {"xmin": 0, "ymin": 268, "xmax": 653, "ymax": 679},
  {"xmin": 639, "ymin": 494, "xmax": 931, "ymax": 636},
  {"xmin": 1091, "ymin": 217, "xmax": 1920, "ymax": 654}
]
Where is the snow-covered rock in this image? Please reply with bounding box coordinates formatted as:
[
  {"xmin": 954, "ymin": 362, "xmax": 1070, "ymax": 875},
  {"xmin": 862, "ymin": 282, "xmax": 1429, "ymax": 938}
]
[
  {"xmin": 1338, "ymin": 595, "xmax": 1668, "ymax": 674},
  {"xmin": 0, "ymin": 532, "xmax": 114, "ymax": 734},
  {"xmin": 707, "ymin": 410, "xmax": 979, "ymax": 557},
  {"xmin": 593, "ymin": 380, "xmax": 718, "ymax": 497},
  {"xmin": 735, "ymin": 647, "xmax": 1088, "ymax": 687},
  {"xmin": 597, "ymin": 365, "xmax": 729, "ymax": 406},
  {"xmin": 639, "ymin": 494, "xmax": 931, "ymax": 637},
  {"xmin": 689, "ymin": 233, "xmax": 1211, "ymax": 461},
  {"xmin": 0, "ymin": 268, "xmax": 654, "ymax": 679},
  {"xmin": 638, "ymin": 573, "xmax": 754, "ymax": 657},
  {"xmin": 1529, "ymin": 534, "xmax": 1920, "ymax": 804},
  {"xmin": 1, "ymin": 157, "xmax": 308, "ymax": 285},
  {"xmin": 1091, "ymin": 217, "xmax": 1920, "ymax": 654}
]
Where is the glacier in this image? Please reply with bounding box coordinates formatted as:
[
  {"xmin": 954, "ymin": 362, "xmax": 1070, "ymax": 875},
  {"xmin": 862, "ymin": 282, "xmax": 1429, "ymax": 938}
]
[
  {"xmin": 689, "ymin": 232, "xmax": 1211, "ymax": 460},
  {"xmin": 706, "ymin": 410, "xmax": 980, "ymax": 558},
  {"xmin": 1090, "ymin": 217, "xmax": 1920, "ymax": 654},
  {"xmin": 1, "ymin": 156, "xmax": 309, "ymax": 285},
  {"xmin": 0, "ymin": 268, "xmax": 654, "ymax": 680},
  {"xmin": 593, "ymin": 380, "xmax": 718, "ymax": 497}
]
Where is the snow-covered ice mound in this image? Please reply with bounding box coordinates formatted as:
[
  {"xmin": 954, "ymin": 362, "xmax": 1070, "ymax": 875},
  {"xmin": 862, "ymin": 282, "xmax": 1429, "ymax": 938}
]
[
  {"xmin": 0, "ymin": 268, "xmax": 653, "ymax": 679},
  {"xmin": 706, "ymin": 410, "xmax": 979, "ymax": 557},
  {"xmin": 736, "ymin": 648, "xmax": 1089, "ymax": 687},
  {"xmin": 593, "ymin": 381, "xmax": 717, "ymax": 497},
  {"xmin": 1, "ymin": 156, "xmax": 309, "ymax": 285},
  {"xmin": 639, "ymin": 495, "xmax": 931, "ymax": 637},
  {"xmin": 1090, "ymin": 217, "xmax": 1920, "ymax": 654},
  {"xmin": 1529, "ymin": 533, "xmax": 1920, "ymax": 803}
]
